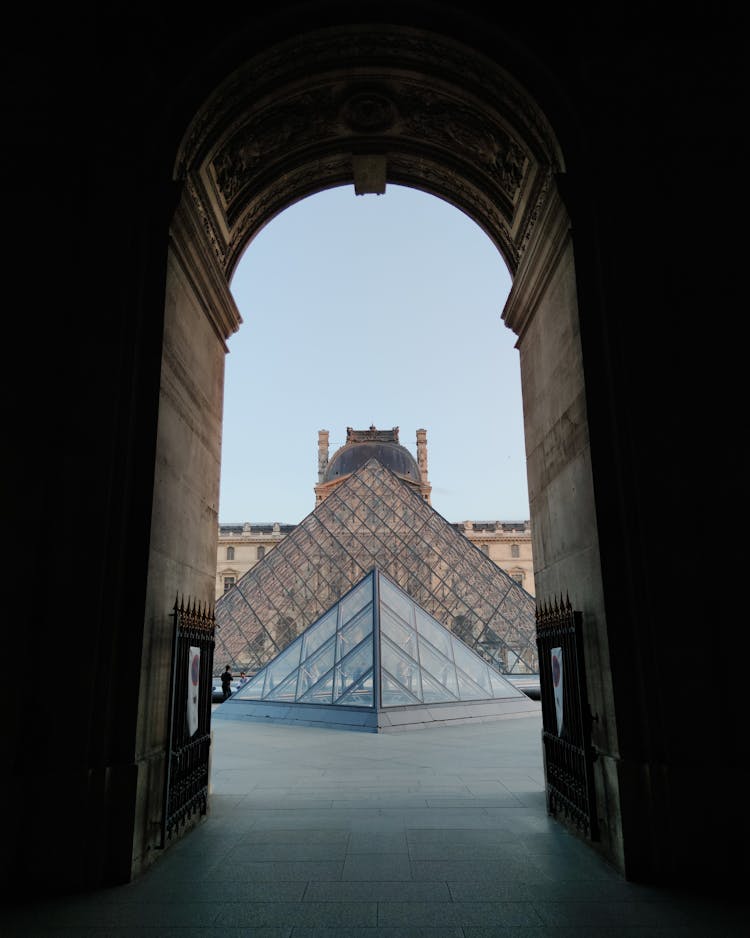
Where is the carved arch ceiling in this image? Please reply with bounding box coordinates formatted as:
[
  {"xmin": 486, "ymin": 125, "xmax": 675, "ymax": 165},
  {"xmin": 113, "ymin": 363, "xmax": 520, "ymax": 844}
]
[{"xmin": 175, "ymin": 25, "xmax": 563, "ymax": 281}]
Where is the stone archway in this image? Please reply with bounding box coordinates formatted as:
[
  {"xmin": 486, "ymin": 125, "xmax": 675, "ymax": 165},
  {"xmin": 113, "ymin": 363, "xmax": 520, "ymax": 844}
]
[{"xmin": 139, "ymin": 23, "xmax": 619, "ymax": 881}]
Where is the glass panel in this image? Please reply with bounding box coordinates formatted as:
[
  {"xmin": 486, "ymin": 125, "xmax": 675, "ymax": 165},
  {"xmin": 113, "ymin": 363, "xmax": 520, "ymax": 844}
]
[
  {"xmin": 339, "ymin": 574, "xmax": 372, "ymax": 625},
  {"xmin": 298, "ymin": 670, "xmax": 334, "ymax": 703},
  {"xmin": 302, "ymin": 607, "xmax": 338, "ymax": 660},
  {"xmin": 417, "ymin": 639, "xmax": 459, "ymax": 698},
  {"xmin": 296, "ymin": 637, "xmax": 335, "ymax": 698},
  {"xmin": 489, "ymin": 669, "xmax": 520, "ymax": 698},
  {"xmin": 379, "ymin": 605, "xmax": 418, "ymax": 659},
  {"xmin": 379, "ymin": 576, "xmax": 415, "ymax": 625},
  {"xmin": 505, "ymin": 649, "xmax": 522, "ymax": 672},
  {"xmin": 381, "ymin": 671, "xmax": 421, "ymax": 706},
  {"xmin": 264, "ymin": 668, "xmax": 300, "ymax": 701},
  {"xmin": 235, "ymin": 670, "xmax": 265, "ymax": 699},
  {"xmin": 335, "ymin": 672, "xmax": 373, "ymax": 706},
  {"xmin": 380, "ymin": 636, "xmax": 422, "ymax": 701},
  {"xmin": 263, "ymin": 638, "xmax": 303, "ymax": 695},
  {"xmin": 334, "ymin": 642, "xmax": 372, "ymax": 700},
  {"xmin": 451, "ymin": 640, "xmax": 492, "ymax": 693},
  {"xmin": 414, "ymin": 607, "xmax": 453, "ymax": 659},
  {"xmin": 455, "ymin": 668, "xmax": 492, "ymax": 700},
  {"xmin": 420, "ymin": 668, "xmax": 457, "ymax": 703},
  {"xmin": 336, "ymin": 606, "xmax": 373, "ymax": 661}
]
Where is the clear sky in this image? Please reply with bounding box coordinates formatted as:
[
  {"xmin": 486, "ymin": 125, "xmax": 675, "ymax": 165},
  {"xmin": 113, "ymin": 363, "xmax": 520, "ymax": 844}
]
[{"xmin": 220, "ymin": 183, "xmax": 529, "ymax": 526}]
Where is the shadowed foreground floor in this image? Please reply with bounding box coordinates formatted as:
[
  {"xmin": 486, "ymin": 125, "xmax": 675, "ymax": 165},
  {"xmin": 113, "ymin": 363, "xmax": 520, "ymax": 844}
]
[{"xmin": 2, "ymin": 710, "xmax": 745, "ymax": 936}]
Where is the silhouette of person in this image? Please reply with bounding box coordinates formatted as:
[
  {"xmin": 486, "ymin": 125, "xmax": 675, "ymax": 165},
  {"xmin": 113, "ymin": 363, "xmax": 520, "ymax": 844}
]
[{"xmin": 220, "ymin": 665, "xmax": 233, "ymax": 700}]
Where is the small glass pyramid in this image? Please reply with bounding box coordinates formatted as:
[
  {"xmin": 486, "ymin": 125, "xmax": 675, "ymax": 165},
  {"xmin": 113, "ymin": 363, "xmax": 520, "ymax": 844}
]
[{"xmin": 228, "ymin": 569, "xmax": 532, "ymax": 731}]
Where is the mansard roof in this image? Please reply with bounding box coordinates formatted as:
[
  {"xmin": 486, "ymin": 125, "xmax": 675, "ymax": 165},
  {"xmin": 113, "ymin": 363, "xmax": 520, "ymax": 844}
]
[{"xmin": 324, "ymin": 439, "xmax": 422, "ymax": 485}]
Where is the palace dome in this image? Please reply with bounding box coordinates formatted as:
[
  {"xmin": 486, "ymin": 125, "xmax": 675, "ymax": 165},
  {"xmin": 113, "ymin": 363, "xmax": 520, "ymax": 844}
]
[{"xmin": 324, "ymin": 439, "xmax": 421, "ymax": 485}]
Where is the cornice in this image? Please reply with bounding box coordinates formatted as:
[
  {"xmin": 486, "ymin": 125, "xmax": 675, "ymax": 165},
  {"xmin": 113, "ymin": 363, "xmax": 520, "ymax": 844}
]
[
  {"xmin": 218, "ymin": 523, "xmax": 531, "ymax": 541},
  {"xmin": 218, "ymin": 533, "xmax": 289, "ymax": 542}
]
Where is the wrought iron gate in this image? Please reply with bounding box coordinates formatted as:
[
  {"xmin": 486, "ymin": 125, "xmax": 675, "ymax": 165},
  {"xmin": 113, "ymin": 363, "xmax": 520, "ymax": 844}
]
[
  {"xmin": 160, "ymin": 596, "xmax": 216, "ymax": 847},
  {"xmin": 536, "ymin": 595, "xmax": 598, "ymax": 840}
]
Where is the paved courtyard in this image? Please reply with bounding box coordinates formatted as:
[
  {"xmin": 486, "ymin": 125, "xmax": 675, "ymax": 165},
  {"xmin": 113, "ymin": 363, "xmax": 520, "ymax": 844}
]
[{"xmin": 1, "ymin": 710, "xmax": 745, "ymax": 936}]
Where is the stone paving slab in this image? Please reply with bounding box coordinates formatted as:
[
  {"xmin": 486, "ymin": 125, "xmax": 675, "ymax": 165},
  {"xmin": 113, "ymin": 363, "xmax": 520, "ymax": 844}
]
[
  {"xmin": 347, "ymin": 832, "xmax": 409, "ymax": 854},
  {"xmin": 303, "ymin": 882, "xmax": 451, "ymax": 902},
  {"xmin": 202, "ymin": 861, "xmax": 345, "ymax": 882},
  {"xmin": 342, "ymin": 854, "xmax": 414, "ymax": 881},
  {"xmin": 377, "ymin": 900, "xmax": 544, "ymax": 928},
  {"xmin": 408, "ymin": 858, "xmax": 553, "ymax": 882},
  {"xmin": 405, "ymin": 828, "xmax": 519, "ymax": 845},
  {"xmin": 290, "ymin": 930, "xmax": 464, "ymax": 938},
  {"xmin": 407, "ymin": 842, "xmax": 533, "ymax": 861},
  {"xmin": 214, "ymin": 901, "xmax": 378, "ymax": 927},
  {"xmin": 238, "ymin": 829, "xmax": 352, "ymax": 846},
  {"xmin": 225, "ymin": 843, "xmax": 349, "ymax": 862}
]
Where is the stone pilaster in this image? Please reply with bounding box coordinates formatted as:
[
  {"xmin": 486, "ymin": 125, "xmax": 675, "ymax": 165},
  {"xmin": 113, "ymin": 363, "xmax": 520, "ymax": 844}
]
[
  {"xmin": 317, "ymin": 430, "xmax": 329, "ymax": 482},
  {"xmin": 416, "ymin": 428, "xmax": 432, "ymax": 504}
]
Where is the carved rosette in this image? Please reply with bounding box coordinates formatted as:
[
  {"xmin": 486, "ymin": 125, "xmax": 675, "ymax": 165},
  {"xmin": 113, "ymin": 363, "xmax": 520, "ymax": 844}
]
[{"xmin": 340, "ymin": 90, "xmax": 397, "ymax": 133}]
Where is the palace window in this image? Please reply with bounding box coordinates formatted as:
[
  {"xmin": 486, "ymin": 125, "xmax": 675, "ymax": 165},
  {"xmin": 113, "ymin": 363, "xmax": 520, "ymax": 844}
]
[
  {"xmin": 257, "ymin": 546, "xmax": 265, "ymax": 560},
  {"xmin": 511, "ymin": 543, "xmax": 520, "ymax": 558},
  {"xmin": 226, "ymin": 546, "xmax": 235, "ymax": 560},
  {"xmin": 223, "ymin": 576, "xmax": 236, "ymax": 592}
]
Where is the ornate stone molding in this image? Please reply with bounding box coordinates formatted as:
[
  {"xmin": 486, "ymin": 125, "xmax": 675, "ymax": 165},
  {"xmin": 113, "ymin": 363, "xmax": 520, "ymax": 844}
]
[
  {"xmin": 516, "ymin": 168, "xmax": 554, "ymax": 261},
  {"xmin": 501, "ymin": 179, "xmax": 571, "ymax": 342},
  {"xmin": 175, "ymin": 26, "xmax": 561, "ymax": 177},
  {"xmin": 385, "ymin": 153, "xmax": 519, "ymax": 270},
  {"xmin": 206, "ymin": 75, "xmax": 531, "ymax": 221},
  {"xmin": 169, "ymin": 192, "xmax": 242, "ymax": 346},
  {"xmin": 172, "ymin": 24, "xmax": 563, "ymax": 279},
  {"xmin": 224, "ymin": 155, "xmax": 353, "ymax": 278},
  {"xmin": 210, "ymin": 85, "xmax": 340, "ymax": 216},
  {"xmin": 185, "ymin": 175, "xmax": 227, "ymax": 267}
]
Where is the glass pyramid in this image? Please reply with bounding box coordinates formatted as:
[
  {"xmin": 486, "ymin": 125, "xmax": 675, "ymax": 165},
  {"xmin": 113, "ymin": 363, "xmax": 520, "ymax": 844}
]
[
  {"xmin": 228, "ymin": 569, "xmax": 531, "ymax": 731},
  {"xmin": 215, "ymin": 459, "xmax": 538, "ymax": 680}
]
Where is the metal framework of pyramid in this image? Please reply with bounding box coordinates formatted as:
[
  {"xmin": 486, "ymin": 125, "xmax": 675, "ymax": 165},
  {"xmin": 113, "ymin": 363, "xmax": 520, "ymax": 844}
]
[
  {"xmin": 215, "ymin": 458, "xmax": 538, "ymax": 681},
  {"xmin": 216, "ymin": 569, "xmax": 538, "ymax": 732}
]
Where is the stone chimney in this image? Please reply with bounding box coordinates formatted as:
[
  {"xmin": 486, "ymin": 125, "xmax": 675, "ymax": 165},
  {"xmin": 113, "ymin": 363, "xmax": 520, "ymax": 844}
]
[
  {"xmin": 317, "ymin": 429, "xmax": 329, "ymax": 483},
  {"xmin": 415, "ymin": 428, "xmax": 432, "ymax": 504}
]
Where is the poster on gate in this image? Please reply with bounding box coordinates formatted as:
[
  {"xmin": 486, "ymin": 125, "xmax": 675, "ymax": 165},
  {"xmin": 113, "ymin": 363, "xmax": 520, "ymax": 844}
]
[
  {"xmin": 551, "ymin": 646, "xmax": 564, "ymax": 735},
  {"xmin": 187, "ymin": 646, "xmax": 200, "ymax": 736}
]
